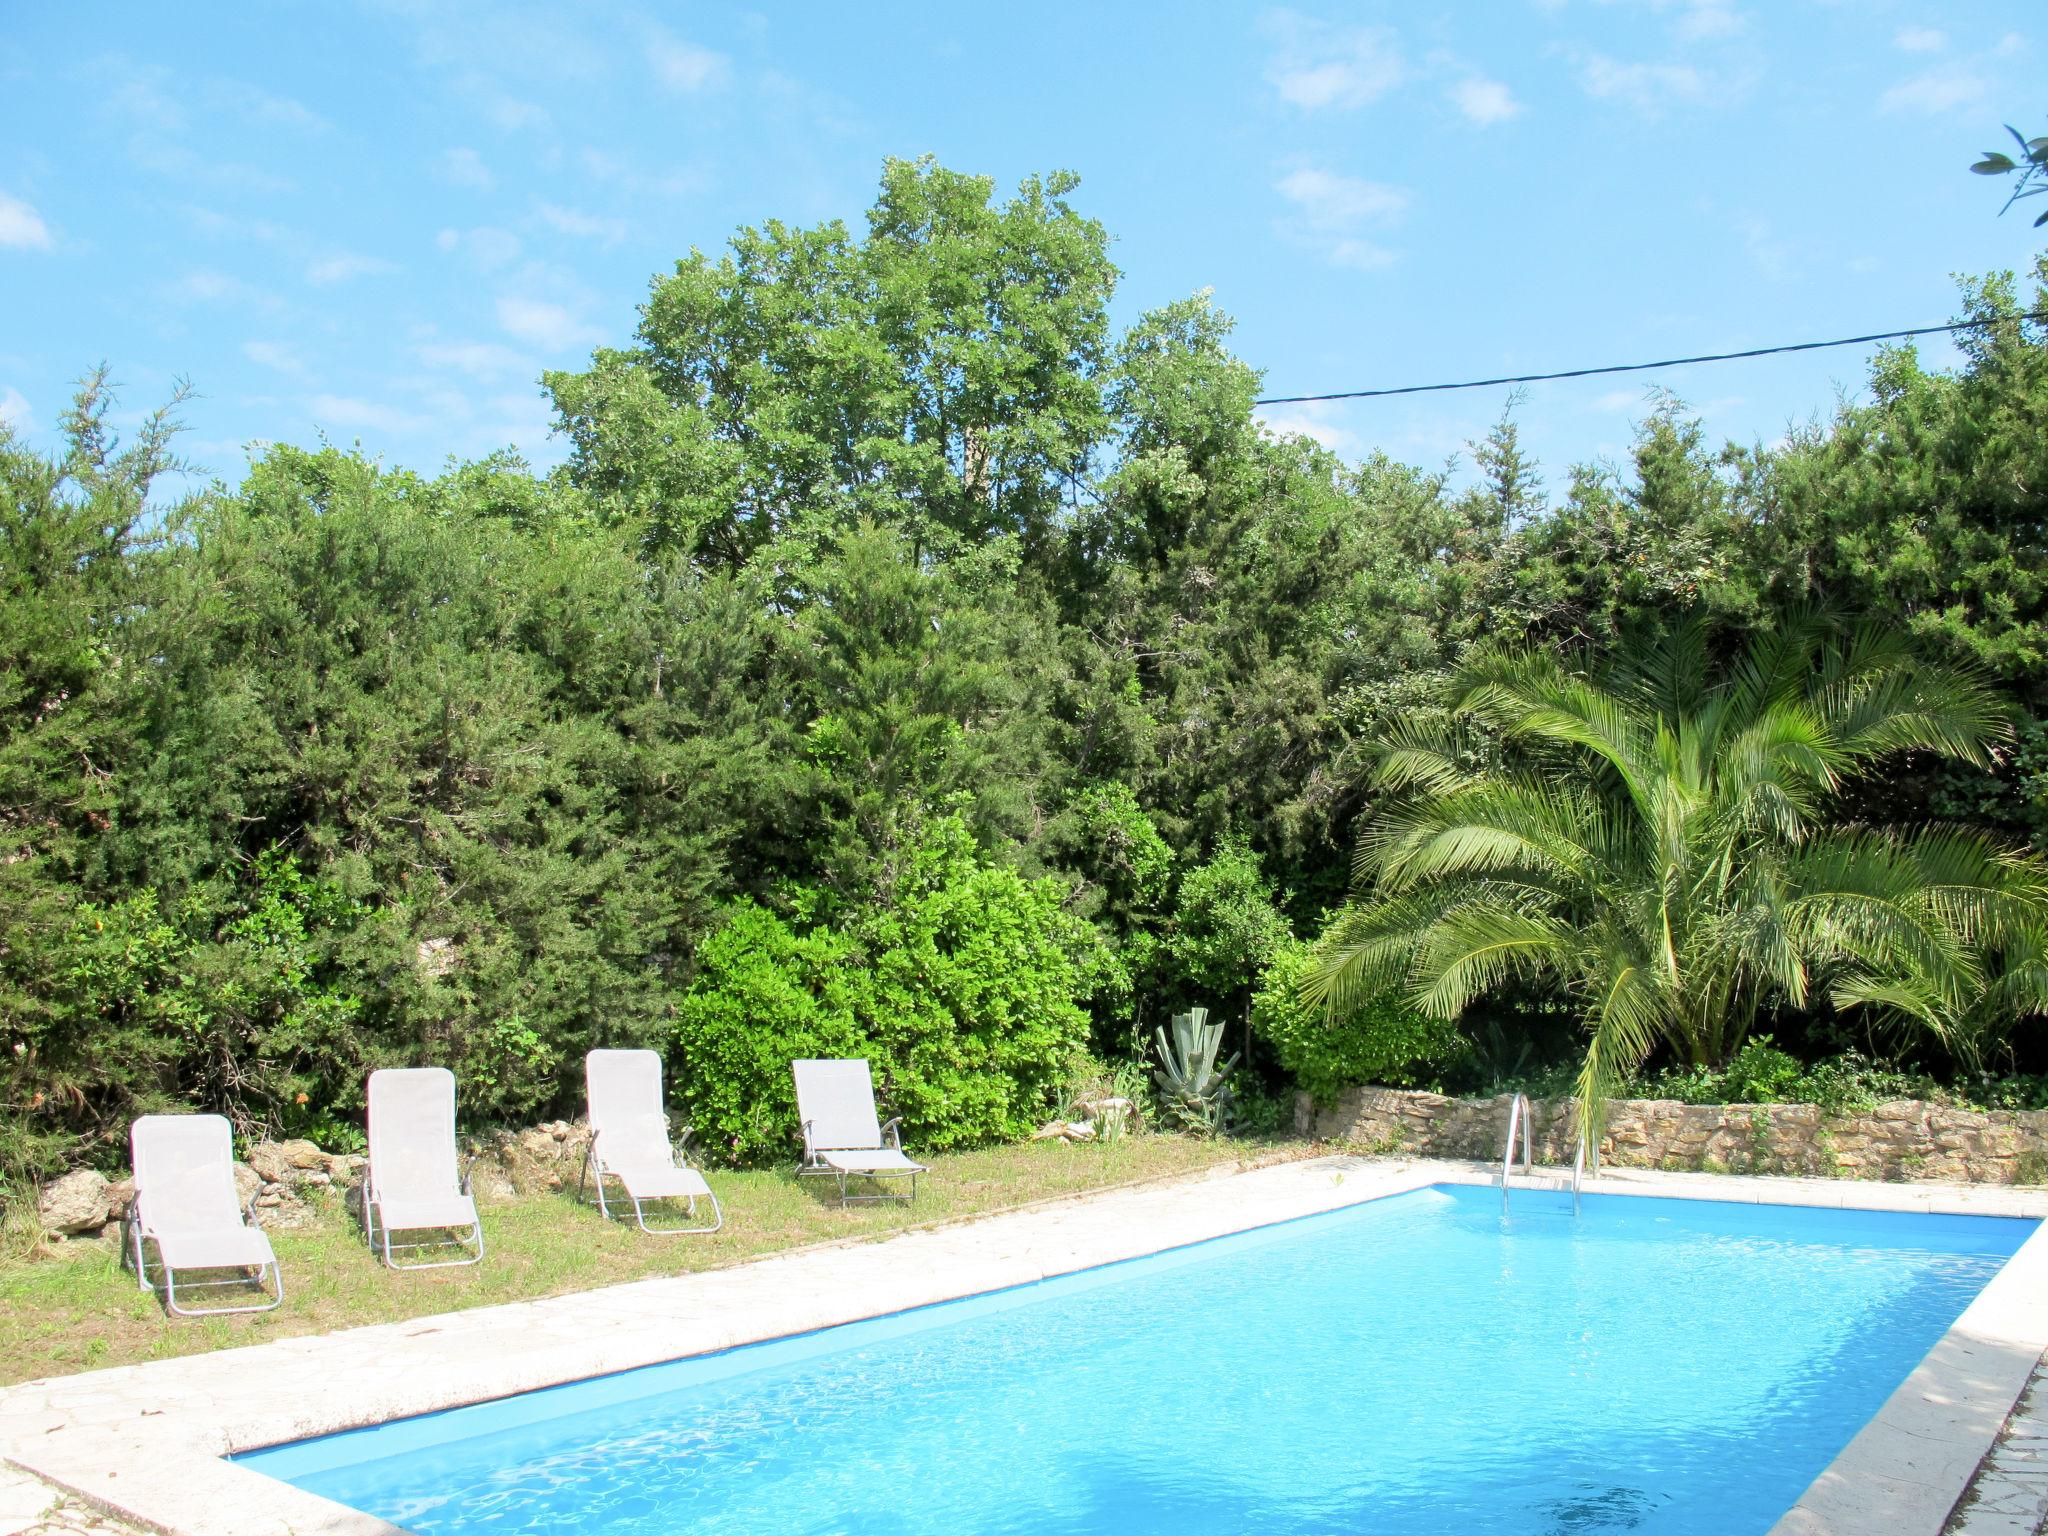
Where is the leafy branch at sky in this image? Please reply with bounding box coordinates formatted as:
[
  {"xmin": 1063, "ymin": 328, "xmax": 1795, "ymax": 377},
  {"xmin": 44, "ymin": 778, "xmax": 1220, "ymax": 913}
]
[{"xmin": 1972, "ymin": 125, "xmax": 2048, "ymax": 227}]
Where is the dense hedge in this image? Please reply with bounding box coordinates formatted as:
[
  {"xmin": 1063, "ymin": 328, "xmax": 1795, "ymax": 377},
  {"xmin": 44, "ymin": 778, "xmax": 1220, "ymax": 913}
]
[
  {"xmin": 1250, "ymin": 937, "xmax": 1465, "ymax": 1103},
  {"xmin": 671, "ymin": 819, "xmax": 1098, "ymax": 1163},
  {"xmin": 4, "ymin": 161, "xmax": 2046, "ymax": 1190}
]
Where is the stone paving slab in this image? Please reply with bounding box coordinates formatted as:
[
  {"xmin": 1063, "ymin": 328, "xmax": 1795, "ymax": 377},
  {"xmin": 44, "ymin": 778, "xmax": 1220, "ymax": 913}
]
[
  {"xmin": 1950, "ymin": 1354, "xmax": 2048, "ymax": 1536},
  {"xmin": 2, "ymin": 1156, "xmax": 2043, "ymax": 1536},
  {"xmin": 0, "ymin": 1465, "xmax": 140, "ymax": 1536}
]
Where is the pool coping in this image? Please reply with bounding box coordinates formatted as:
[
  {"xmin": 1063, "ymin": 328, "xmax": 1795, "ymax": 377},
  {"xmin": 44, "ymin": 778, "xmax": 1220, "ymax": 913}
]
[{"xmin": 2, "ymin": 1156, "xmax": 2043, "ymax": 1536}]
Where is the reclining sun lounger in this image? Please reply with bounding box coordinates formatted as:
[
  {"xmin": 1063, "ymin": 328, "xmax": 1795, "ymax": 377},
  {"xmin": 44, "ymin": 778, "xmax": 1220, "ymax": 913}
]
[
  {"xmin": 793, "ymin": 1058, "xmax": 927, "ymax": 1205},
  {"xmin": 579, "ymin": 1049, "xmax": 722, "ymax": 1234},
  {"xmin": 363, "ymin": 1067, "xmax": 484, "ymax": 1270},
  {"xmin": 128, "ymin": 1114, "xmax": 285, "ymax": 1316}
]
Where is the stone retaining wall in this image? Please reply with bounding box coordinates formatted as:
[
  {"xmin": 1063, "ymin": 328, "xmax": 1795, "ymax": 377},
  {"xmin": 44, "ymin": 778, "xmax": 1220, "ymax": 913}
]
[
  {"xmin": 1297, "ymin": 1086, "xmax": 2048, "ymax": 1184},
  {"xmin": 34, "ymin": 1120, "xmax": 600, "ymax": 1241}
]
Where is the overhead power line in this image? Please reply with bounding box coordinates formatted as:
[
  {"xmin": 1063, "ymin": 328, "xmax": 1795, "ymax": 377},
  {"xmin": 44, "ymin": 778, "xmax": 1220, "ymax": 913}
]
[{"xmin": 1252, "ymin": 311, "xmax": 2048, "ymax": 407}]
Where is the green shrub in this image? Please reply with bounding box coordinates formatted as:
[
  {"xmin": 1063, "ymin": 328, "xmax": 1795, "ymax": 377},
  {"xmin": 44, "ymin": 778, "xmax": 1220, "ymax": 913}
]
[
  {"xmin": 1630, "ymin": 1048, "xmax": 1966, "ymax": 1122},
  {"xmin": 1250, "ymin": 936, "xmax": 1464, "ymax": 1103},
  {"xmin": 672, "ymin": 817, "xmax": 1097, "ymax": 1163}
]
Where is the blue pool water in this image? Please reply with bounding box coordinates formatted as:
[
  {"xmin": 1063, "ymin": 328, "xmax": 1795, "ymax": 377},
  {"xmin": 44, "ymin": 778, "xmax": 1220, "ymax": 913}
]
[{"xmin": 240, "ymin": 1185, "xmax": 2036, "ymax": 1535}]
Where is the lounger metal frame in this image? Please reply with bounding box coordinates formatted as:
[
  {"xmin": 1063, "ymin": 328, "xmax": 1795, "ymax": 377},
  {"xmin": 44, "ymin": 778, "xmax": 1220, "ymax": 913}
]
[
  {"xmin": 797, "ymin": 1116, "xmax": 923, "ymax": 1205},
  {"xmin": 127, "ymin": 1193, "xmax": 286, "ymax": 1318},
  {"xmin": 362, "ymin": 1153, "xmax": 486, "ymax": 1271},
  {"xmin": 577, "ymin": 1128, "xmax": 725, "ymax": 1235}
]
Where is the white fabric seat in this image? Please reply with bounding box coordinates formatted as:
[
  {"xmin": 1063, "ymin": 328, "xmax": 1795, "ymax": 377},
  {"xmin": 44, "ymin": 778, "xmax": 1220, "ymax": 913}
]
[
  {"xmin": 811, "ymin": 1148, "xmax": 922, "ymax": 1174},
  {"xmin": 581, "ymin": 1050, "xmax": 721, "ymax": 1234},
  {"xmin": 129, "ymin": 1115, "xmax": 284, "ymax": 1317},
  {"xmin": 793, "ymin": 1059, "xmax": 928, "ymax": 1205},
  {"xmin": 364, "ymin": 1068, "xmax": 484, "ymax": 1270}
]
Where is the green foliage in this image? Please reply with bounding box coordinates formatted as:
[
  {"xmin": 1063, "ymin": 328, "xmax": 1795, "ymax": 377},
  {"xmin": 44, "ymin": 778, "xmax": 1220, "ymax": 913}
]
[
  {"xmin": 548, "ymin": 157, "xmax": 1115, "ymax": 569},
  {"xmin": 10, "ymin": 162, "xmax": 2048, "ymax": 1186},
  {"xmin": 1310, "ymin": 617, "xmax": 2048, "ymax": 1138},
  {"xmin": 1251, "ymin": 936, "xmax": 1464, "ymax": 1103},
  {"xmin": 672, "ymin": 817, "xmax": 1096, "ymax": 1163},
  {"xmin": 1970, "ymin": 124, "xmax": 2048, "ymax": 227},
  {"xmin": 1151, "ymin": 1006, "xmax": 1238, "ymax": 1134},
  {"xmin": 1162, "ymin": 836, "xmax": 1291, "ymax": 1013}
]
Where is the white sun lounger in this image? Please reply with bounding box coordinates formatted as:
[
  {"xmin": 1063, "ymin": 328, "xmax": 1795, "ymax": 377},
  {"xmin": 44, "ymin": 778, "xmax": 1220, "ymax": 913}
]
[
  {"xmin": 579, "ymin": 1049, "xmax": 722, "ymax": 1235},
  {"xmin": 128, "ymin": 1114, "xmax": 284, "ymax": 1317},
  {"xmin": 793, "ymin": 1058, "xmax": 926, "ymax": 1204},
  {"xmin": 364, "ymin": 1067, "xmax": 484, "ymax": 1270}
]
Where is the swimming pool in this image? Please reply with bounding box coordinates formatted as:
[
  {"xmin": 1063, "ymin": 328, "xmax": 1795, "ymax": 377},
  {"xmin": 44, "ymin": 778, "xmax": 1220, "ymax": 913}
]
[{"xmin": 239, "ymin": 1185, "xmax": 2037, "ymax": 1535}]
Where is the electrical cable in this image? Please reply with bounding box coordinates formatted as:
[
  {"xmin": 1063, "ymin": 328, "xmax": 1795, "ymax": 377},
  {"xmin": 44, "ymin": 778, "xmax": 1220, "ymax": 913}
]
[{"xmin": 1252, "ymin": 311, "xmax": 2048, "ymax": 406}]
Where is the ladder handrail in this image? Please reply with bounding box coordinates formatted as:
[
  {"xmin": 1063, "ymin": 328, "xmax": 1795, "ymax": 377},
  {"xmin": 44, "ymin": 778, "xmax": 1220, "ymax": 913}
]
[
  {"xmin": 1498, "ymin": 1091, "xmax": 1533, "ymax": 1206},
  {"xmin": 1570, "ymin": 1111, "xmax": 1600, "ymax": 1214}
]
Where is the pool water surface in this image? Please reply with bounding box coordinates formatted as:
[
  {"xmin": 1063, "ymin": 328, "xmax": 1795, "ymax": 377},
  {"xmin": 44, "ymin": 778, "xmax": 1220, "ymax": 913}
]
[{"xmin": 239, "ymin": 1184, "xmax": 2037, "ymax": 1535}]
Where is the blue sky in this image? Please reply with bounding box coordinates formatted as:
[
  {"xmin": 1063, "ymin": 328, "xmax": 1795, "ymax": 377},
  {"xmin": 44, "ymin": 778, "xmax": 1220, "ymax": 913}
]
[{"xmin": 2, "ymin": 2, "xmax": 2042, "ymax": 497}]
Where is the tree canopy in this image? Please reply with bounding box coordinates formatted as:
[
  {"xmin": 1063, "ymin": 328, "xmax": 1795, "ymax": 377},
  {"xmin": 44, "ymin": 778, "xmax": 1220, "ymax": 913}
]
[{"xmin": 5, "ymin": 161, "xmax": 2048, "ymax": 1184}]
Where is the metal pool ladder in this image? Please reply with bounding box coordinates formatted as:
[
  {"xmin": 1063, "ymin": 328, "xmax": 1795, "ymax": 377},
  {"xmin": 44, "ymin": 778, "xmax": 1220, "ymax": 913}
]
[
  {"xmin": 1497, "ymin": 1092, "xmax": 1534, "ymax": 1209},
  {"xmin": 1498, "ymin": 1094, "xmax": 1597, "ymax": 1213},
  {"xmin": 1570, "ymin": 1126, "xmax": 1596, "ymax": 1215}
]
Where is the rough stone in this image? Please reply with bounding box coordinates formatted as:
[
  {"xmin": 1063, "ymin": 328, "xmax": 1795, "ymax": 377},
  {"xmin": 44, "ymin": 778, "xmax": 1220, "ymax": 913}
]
[
  {"xmin": 243, "ymin": 1142, "xmax": 291, "ymax": 1185},
  {"xmin": 34, "ymin": 1171, "xmax": 109, "ymax": 1236},
  {"xmin": 277, "ymin": 1138, "xmax": 326, "ymax": 1171},
  {"xmin": 1302, "ymin": 1085, "xmax": 2048, "ymax": 1185}
]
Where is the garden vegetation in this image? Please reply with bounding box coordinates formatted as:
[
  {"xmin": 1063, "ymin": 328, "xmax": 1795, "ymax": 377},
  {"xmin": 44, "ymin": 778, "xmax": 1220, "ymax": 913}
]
[{"xmin": 3, "ymin": 158, "xmax": 2047, "ymax": 1191}]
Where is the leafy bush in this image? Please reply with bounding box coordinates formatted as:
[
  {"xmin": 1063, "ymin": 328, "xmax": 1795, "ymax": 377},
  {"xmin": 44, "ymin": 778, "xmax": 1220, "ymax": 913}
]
[
  {"xmin": 1634, "ymin": 1040, "xmax": 2048, "ymax": 1116},
  {"xmin": 672, "ymin": 818, "xmax": 1097, "ymax": 1163},
  {"xmin": 1250, "ymin": 936, "xmax": 1465, "ymax": 1103},
  {"xmin": 1164, "ymin": 837, "xmax": 1291, "ymax": 1006}
]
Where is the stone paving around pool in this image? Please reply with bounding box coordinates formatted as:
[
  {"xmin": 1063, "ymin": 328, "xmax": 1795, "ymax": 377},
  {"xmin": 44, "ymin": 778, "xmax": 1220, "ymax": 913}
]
[
  {"xmin": 3, "ymin": 1156, "xmax": 2044, "ymax": 1536},
  {"xmin": 0, "ymin": 1464, "xmax": 141, "ymax": 1536},
  {"xmin": 1949, "ymin": 1357, "xmax": 2048, "ymax": 1536}
]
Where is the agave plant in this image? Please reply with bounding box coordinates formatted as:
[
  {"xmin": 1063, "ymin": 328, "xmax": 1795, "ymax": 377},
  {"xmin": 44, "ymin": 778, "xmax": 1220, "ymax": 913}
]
[{"xmin": 1154, "ymin": 1006, "xmax": 1240, "ymax": 1133}]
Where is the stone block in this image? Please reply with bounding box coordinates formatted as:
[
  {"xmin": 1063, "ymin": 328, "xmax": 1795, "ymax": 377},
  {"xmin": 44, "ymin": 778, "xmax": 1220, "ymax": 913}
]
[{"xmin": 36, "ymin": 1169, "xmax": 110, "ymax": 1235}]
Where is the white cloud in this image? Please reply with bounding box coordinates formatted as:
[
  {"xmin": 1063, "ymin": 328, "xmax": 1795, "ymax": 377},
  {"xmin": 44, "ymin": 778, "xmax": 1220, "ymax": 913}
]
[
  {"xmin": 1738, "ymin": 215, "xmax": 1794, "ymax": 280},
  {"xmin": 1327, "ymin": 239, "xmax": 1397, "ymax": 271},
  {"xmin": 307, "ymin": 394, "xmax": 419, "ymax": 436},
  {"xmin": 1672, "ymin": 2, "xmax": 1745, "ymax": 41},
  {"xmin": 1256, "ymin": 400, "xmax": 1360, "ymax": 456},
  {"xmin": 438, "ymin": 147, "xmax": 494, "ymax": 190},
  {"xmin": 242, "ymin": 340, "xmax": 310, "ymax": 378},
  {"xmin": 1274, "ymin": 167, "xmax": 1408, "ymax": 273},
  {"xmin": 579, "ymin": 149, "xmax": 705, "ymax": 200},
  {"xmin": 1448, "ymin": 76, "xmax": 1522, "ymax": 126},
  {"xmin": 647, "ymin": 27, "xmax": 730, "ymax": 93},
  {"xmin": 436, "ymin": 225, "xmax": 523, "ymax": 270},
  {"xmin": 496, "ymin": 296, "xmax": 599, "ymax": 351},
  {"xmin": 1262, "ymin": 10, "xmax": 1405, "ymax": 111},
  {"xmin": 451, "ymin": 73, "xmax": 549, "ymax": 132},
  {"xmin": 1590, "ymin": 388, "xmax": 1645, "ymax": 414},
  {"xmin": 0, "ymin": 387, "xmax": 32, "ymax": 430},
  {"xmin": 1275, "ymin": 167, "xmax": 1409, "ymax": 229},
  {"xmin": 228, "ymin": 84, "xmax": 330, "ymax": 133},
  {"xmin": 1893, "ymin": 26, "xmax": 1946, "ymax": 53},
  {"xmin": 1880, "ymin": 66, "xmax": 1987, "ymax": 115},
  {"xmin": 1586, "ymin": 0, "xmax": 1746, "ymax": 42},
  {"xmin": 535, "ymin": 203, "xmax": 628, "ymax": 246},
  {"xmin": 306, "ymin": 252, "xmax": 398, "ymax": 285},
  {"xmin": 1578, "ymin": 54, "xmax": 1711, "ymax": 113},
  {"xmin": 0, "ymin": 191, "xmax": 52, "ymax": 250},
  {"xmin": 165, "ymin": 268, "xmax": 283, "ymax": 312},
  {"xmin": 416, "ymin": 340, "xmax": 539, "ymax": 385}
]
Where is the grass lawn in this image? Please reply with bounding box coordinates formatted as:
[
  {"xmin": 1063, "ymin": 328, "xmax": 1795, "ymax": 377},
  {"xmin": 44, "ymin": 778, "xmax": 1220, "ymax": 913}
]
[{"xmin": 2, "ymin": 1133, "xmax": 1308, "ymax": 1386}]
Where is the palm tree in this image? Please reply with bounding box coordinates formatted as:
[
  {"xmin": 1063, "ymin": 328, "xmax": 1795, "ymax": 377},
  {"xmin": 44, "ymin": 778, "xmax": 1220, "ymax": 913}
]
[{"xmin": 1306, "ymin": 617, "xmax": 2048, "ymax": 1146}]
